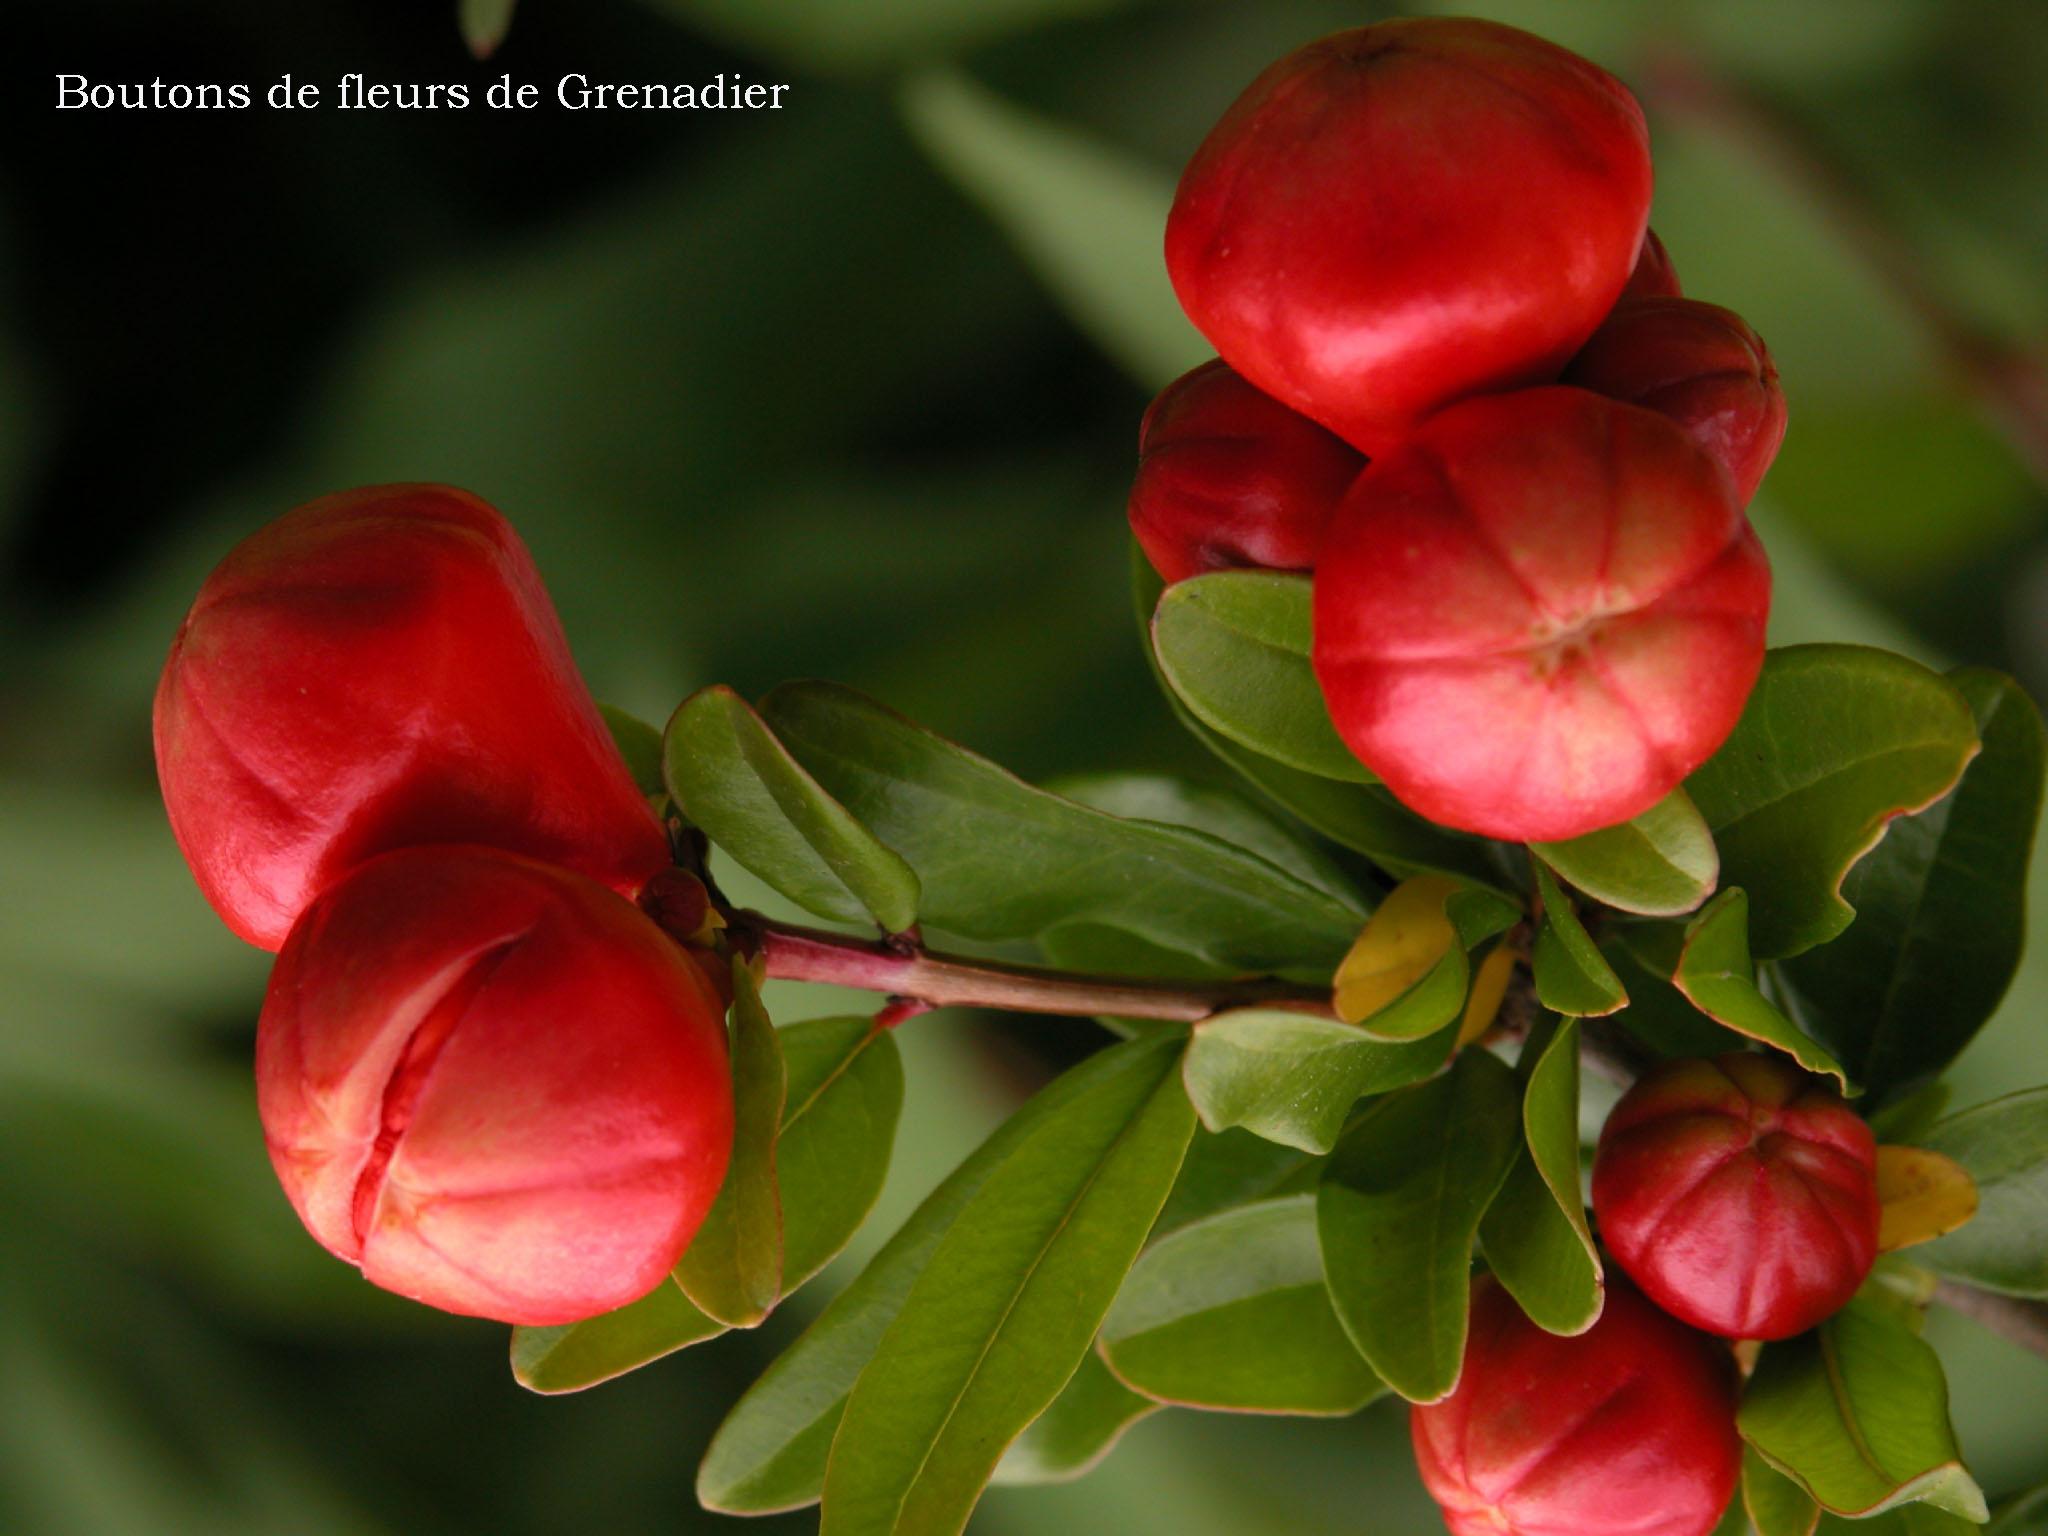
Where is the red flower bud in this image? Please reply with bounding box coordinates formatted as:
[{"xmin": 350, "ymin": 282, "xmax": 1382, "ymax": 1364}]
[
  {"xmin": 1566, "ymin": 298, "xmax": 1788, "ymax": 504},
  {"xmin": 1312, "ymin": 387, "xmax": 1770, "ymax": 842},
  {"xmin": 257, "ymin": 844, "xmax": 732, "ymax": 1325},
  {"xmin": 154, "ymin": 484, "xmax": 670, "ymax": 950},
  {"xmin": 1165, "ymin": 18, "xmax": 1652, "ymax": 455},
  {"xmin": 1593, "ymin": 1053, "xmax": 1880, "ymax": 1341},
  {"xmin": 1413, "ymin": 1278, "xmax": 1741, "ymax": 1536},
  {"xmin": 1622, "ymin": 228, "xmax": 1683, "ymax": 300},
  {"xmin": 1128, "ymin": 359, "xmax": 1364, "ymax": 584}
]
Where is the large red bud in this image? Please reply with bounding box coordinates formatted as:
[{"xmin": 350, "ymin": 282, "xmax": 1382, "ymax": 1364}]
[
  {"xmin": 1129, "ymin": 359, "xmax": 1364, "ymax": 584},
  {"xmin": 1311, "ymin": 387, "xmax": 1771, "ymax": 842},
  {"xmin": 1165, "ymin": 18, "xmax": 1652, "ymax": 455},
  {"xmin": 1593, "ymin": 1053, "xmax": 1880, "ymax": 1340},
  {"xmin": 1567, "ymin": 297, "xmax": 1788, "ymax": 503},
  {"xmin": 257, "ymin": 844, "xmax": 733, "ymax": 1325},
  {"xmin": 154, "ymin": 484, "xmax": 670, "ymax": 950},
  {"xmin": 1413, "ymin": 1278, "xmax": 1741, "ymax": 1536}
]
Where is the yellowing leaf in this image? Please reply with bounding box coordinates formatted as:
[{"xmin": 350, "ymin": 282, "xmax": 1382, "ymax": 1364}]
[
  {"xmin": 1333, "ymin": 874, "xmax": 1459, "ymax": 1023},
  {"xmin": 1456, "ymin": 944, "xmax": 1517, "ymax": 1047},
  {"xmin": 1876, "ymin": 1146, "xmax": 1979, "ymax": 1253}
]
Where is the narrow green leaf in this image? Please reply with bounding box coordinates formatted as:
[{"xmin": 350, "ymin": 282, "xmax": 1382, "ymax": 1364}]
[
  {"xmin": 697, "ymin": 1035, "xmax": 1182, "ymax": 1515},
  {"xmin": 818, "ymin": 1034, "xmax": 1194, "ymax": 1536},
  {"xmin": 599, "ymin": 704, "xmax": 667, "ymax": 801},
  {"xmin": 458, "ymin": 0, "xmax": 516, "ymax": 58},
  {"xmin": 1673, "ymin": 890, "xmax": 1852, "ymax": 1090},
  {"xmin": 1747, "ymin": 1444, "xmax": 1822, "ymax": 1536},
  {"xmin": 1739, "ymin": 1296, "xmax": 1988, "ymax": 1521},
  {"xmin": 1318, "ymin": 1050, "xmax": 1524, "ymax": 1402},
  {"xmin": 1917, "ymin": 1087, "xmax": 2048, "ymax": 1298},
  {"xmin": 1685, "ymin": 645, "xmax": 1982, "ymax": 958},
  {"xmin": 1782, "ymin": 669, "xmax": 2046, "ymax": 1101},
  {"xmin": 1480, "ymin": 1018, "xmax": 1603, "ymax": 1335},
  {"xmin": 510, "ymin": 1279, "xmax": 724, "ymax": 1396},
  {"xmin": 1100, "ymin": 1195, "xmax": 1382, "ymax": 1415},
  {"xmin": 1532, "ymin": 864, "xmax": 1628, "ymax": 1017},
  {"xmin": 759, "ymin": 680, "xmax": 1363, "ymax": 979},
  {"xmin": 1182, "ymin": 1009, "xmax": 1456, "ymax": 1155},
  {"xmin": 666, "ymin": 685, "xmax": 921, "ymax": 933},
  {"xmin": 674, "ymin": 967, "xmax": 786, "ymax": 1327},
  {"xmin": 1533, "ymin": 789, "xmax": 1720, "ymax": 918},
  {"xmin": 991, "ymin": 1352, "xmax": 1159, "ymax": 1487}
]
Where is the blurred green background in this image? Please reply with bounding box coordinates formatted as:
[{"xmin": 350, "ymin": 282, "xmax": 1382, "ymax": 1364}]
[{"xmin": 6, "ymin": 1, "xmax": 2048, "ymax": 1531}]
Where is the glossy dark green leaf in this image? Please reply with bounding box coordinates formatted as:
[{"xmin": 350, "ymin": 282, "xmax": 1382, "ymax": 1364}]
[
  {"xmin": 1674, "ymin": 890, "xmax": 1851, "ymax": 1089},
  {"xmin": 1532, "ymin": 864, "xmax": 1628, "ymax": 1017},
  {"xmin": 1533, "ymin": 789, "xmax": 1720, "ymax": 918},
  {"xmin": 698, "ymin": 1034, "xmax": 1181, "ymax": 1515},
  {"xmin": 1739, "ymin": 1296, "xmax": 1988, "ymax": 1521},
  {"xmin": 1917, "ymin": 1087, "xmax": 2048, "ymax": 1297},
  {"xmin": 759, "ymin": 681, "xmax": 1362, "ymax": 979},
  {"xmin": 1100, "ymin": 1195, "xmax": 1382, "ymax": 1416},
  {"xmin": 990, "ymin": 1351, "xmax": 1159, "ymax": 1487},
  {"xmin": 510, "ymin": 1279, "xmax": 724, "ymax": 1396},
  {"xmin": 1480, "ymin": 1018, "xmax": 1603, "ymax": 1336},
  {"xmin": 667, "ymin": 685, "xmax": 921, "ymax": 933},
  {"xmin": 1152, "ymin": 571, "xmax": 1366, "ymax": 783},
  {"xmin": 1182, "ymin": 1008, "xmax": 1456, "ymax": 1155},
  {"xmin": 1318, "ymin": 1049, "xmax": 1523, "ymax": 1402},
  {"xmin": 818, "ymin": 1034, "xmax": 1194, "ymax": 1536},
  {"xmin": 1685, "ymin": 645, "xmax": 1981, "ymax": 958},
  {"xmin": 1748, "ymin": 1444, "xmax": 1822, "ymax": 1536},
  {"xmin": 457, "ymin": 0, "xmax": 516, "ymax": 57},
  {"xmin": 1782, "ymin": 669, "xmax": 2045, "ymax": 1101},
  {"xmin": 1604, "ymin": 924, "xmax": 1749, "ymax": 1060},
  {"xmin": 599, "ymin": 704, "xmax": 666, "ymax": 801},
  {"xmin": 674, "ymin": 965, "xmax": 786, "ymax": 1326}
]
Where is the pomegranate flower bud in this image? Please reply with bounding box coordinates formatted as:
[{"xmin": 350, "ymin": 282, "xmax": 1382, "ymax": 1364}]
[
  {"xmin": 1621, "ymin": 228, "xmax": 1683, "ymax": 300},
  {"xmin": 154, "ymin": 484, "xmax": 670, "ymax": 950},
  {"xmin": 1593, "ymin": 1053, "xmax": 1880, "ymax": 1340}
]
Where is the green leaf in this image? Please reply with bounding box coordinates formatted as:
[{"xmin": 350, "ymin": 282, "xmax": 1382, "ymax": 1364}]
[
  {"xmin": 1153, "ymin": 571, "xmax": 1366, "ymax": 784},
  {"xmin": 991, "ymin": 1351, "xmax": 1159, "ymax": 1487},
  {"xmin": 509, "ymin": 1279, "xmax": 725, "ymax": 1396},
  {"xmin": 1317, "ymin": 1049, "xmax": 1524, "ymax": 1402},
  {"xmin": 758, "ymin": 680, "xmax": 1363, "ymax": 979},
  {"xmin": 1747, "ymin": 1444, "xmax": 1822, "ymax": 1536},
  {"xmin": 698, "ymin": 1034, "xmax": 1182, "ymax": 1515},
  {"xmin": 1155, "ymin": 1125, "xmax": 1318, "ymax": 1234},
  {"xmin": 1739, "ymin": 1296, "xmax": 1988, "ymax": 1522},
  {"xmin": 667, "ymin": 685, "xmax": 921, "ymax": 933},
  {"xmin": 818, "ymin": 1034, "xmax": 1194, "ymax": 1536},
  {"xmin": 1099, "ymin": 1195, "xmax": 1383, "ymax": 1415},
  {"xmin": 1532, "ymin": 865, "xmax": 1628, "ymax": 1017},
  {"xmin": 1604, "ymin": 924, "xmax": 1749, "ymax": 1060},
  {"xmin": 1817, "ymin": 1506, "xmax": 1984, "ymax": 1536},
  {"xmin": 1917, "ymin": 1087, "xmax": 2048, "ymax": 1298},
  {"xmin": 1782, "ymin": 669, "xmax": 2046, "ymax": 1101},
  {"xmin": 1988, "ymin": 1486, "xmax": 2048, "ymax": 1536},
  {"xmin": 674, "ymin": 965, "xmax": 787, "ymax": 1326},
  {"xmin": 1673, "ymin": 890, "xmax": 1852, "ymax": 1089},
  {"xmin": 1181, "ymin": 1008, "xmax": 1457, "ymax": 1155},
  {"xmin": 1532, "ymin": 789, "xmax": 1720, "ymax": 918},
  {"xmin": 1685, "ymin": 645, "xmax": 1982, "ymax": 958},
  {"xmin": 458, "ymin": 0, "xmax": 516, "ymax": 58},
  {"xmin": 599, "ymin": 705, "xmax": 667, "ymax": 801},
  {"xmin": 1480, "ymin": 1018, "xmax": 1604, "ymax": 1336}
]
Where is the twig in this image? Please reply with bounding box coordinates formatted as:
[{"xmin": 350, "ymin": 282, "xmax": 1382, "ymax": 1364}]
[{"xmin": 1931, "ymin": 1277, "xmax": 2048, "ymax": 1364}]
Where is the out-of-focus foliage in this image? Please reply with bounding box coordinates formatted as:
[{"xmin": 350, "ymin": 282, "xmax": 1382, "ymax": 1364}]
[{"xmin": 4, "ymin": 0, "xmax": 2046, "ymax": 1532}]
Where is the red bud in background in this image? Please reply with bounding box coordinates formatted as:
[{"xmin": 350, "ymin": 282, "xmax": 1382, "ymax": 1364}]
[
  {"xmin": 257, "ymin": 844, "xmax": 733, "ymax": 1325},
  {"xmin": 1165, "ymin": 17, "xmax": 1652, "ymax": 454},
  {"xmin": 1129, "ymin": 359, "xmax": 1364, "ymax": 584},
  {"xmin": 1622, "ymin": 228, "xmax": 1683, "ymax": 299},
  {"xmin": 1593, "ymin": 1053, "xmax": 1880, "ymax": 1340},
  {"xmin": 154, "ymin": 484, "xmax": 670, "ymax": 949}
]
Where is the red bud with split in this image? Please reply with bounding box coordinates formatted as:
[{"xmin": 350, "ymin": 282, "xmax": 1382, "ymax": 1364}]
[
  {"xmin": 257, "ymin": 844, "xmax": 733, "ymax": 1325},
  {"xmin": 1593, "ymin": 1053, "xmax": 1880, "ymax": 1340},
  {"xmin": 1128, "ymin": 359, "xmax": 1364, "ymax": 584},
  {"xmin": 154, "ymin": 484, "xmax": 670, "ymax": 950},
  {"xmin": 1413, "ymin": 1277, "xmax": 1741, "ymax": 1536}
]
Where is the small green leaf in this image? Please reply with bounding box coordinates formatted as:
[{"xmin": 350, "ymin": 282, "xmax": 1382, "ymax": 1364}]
[
  {"xmin": 1782, "ymin": 669, "xmax": 2046, "ymax": 1102},
  {"xmin": 674, "ymin": 967, "xmax": 787, "ymax": 1327},
  {"xmin": 1917, "ymin": 1087, "xmax": 2048, "ymax": 1298},
  {"xmin": 991, "ymin": 1352, "xmax": 1159, "ymax": 1487},
  {"xmin": 1685, "ymin": 645, "xmax": 1981, "ymax": 958},
  {"xmin": 599, "ymin": 704, "xmax": 667, "ymax": 801},
  {"xmin": 1747, "ymin": 1444, "xmax": 1822, "ymax": 1536},
  {"xmin": 510, "ymin": 1279, "xmax": 723, "ymax": 1396},
  {"xmin": 1156, "ymin": 1125, "xmax": 1318, "ymax": 1234},
  {"xmin": 1182, "ymin": 1009, "xmax": 1456, "ymax": 1155},
  {"xmin": 819, "ymin": 1035, "xmax": 1195, "ymax": 1536},
  {"xmin": 1318, "ymin": 1049, "xmax": 1523, "ymax": 1402},
  {"xmin": 1100, "ymin": 1196, "xmax": 1382, "ymax": 1415},
  {"xmin": 1673, "ymin": 890, "xmax": 1851, "ymax": 1090},
  {"xmin": 1480, "ymin": 1018, "xmax": 1603, "ymax": 1336},
  {"xmin": 1739, "ymin": 1296, "xmax": 1988, "ymax": 1522},
  {"xmin": 1604, "ymin": 924, "xmax": 1749, "ymax": 1061},
  {"xmin": 458, "ymin": 0, "xmax": 516, "ymax": 58},
  {"xmin": 666, "ymin": 685, "xmax": 921, "ymax": 933},
  {"xmin": 1532, "ymin": 865, "xmax": 1628, "ymax": 1017},
  {"xmin": 1533, "ymin": 789, "xmax": 1720, "ymax": 918}
]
